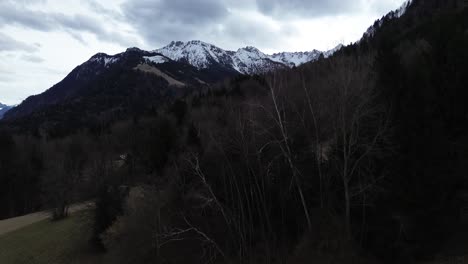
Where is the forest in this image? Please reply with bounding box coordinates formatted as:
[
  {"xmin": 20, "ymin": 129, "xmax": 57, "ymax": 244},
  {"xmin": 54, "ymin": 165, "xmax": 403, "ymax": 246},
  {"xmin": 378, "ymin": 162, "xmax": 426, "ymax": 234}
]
[{"xmin": 1, "ymin": 1, "xmax": 468, "ymax": 263}]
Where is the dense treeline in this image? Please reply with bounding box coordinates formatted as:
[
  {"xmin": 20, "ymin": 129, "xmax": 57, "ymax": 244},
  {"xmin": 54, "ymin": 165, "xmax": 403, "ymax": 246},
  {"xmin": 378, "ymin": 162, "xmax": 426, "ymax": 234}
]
[
  {"xmin": 0, "ymin": 53, "xmax": 400, "ymax": 263},
  {"xmin": 0, "ymin": 54, "xmax": 390, "ymax": 262},
  {"xmin": 369, "ymin": 4, "xmax": 468, "ymax": 260},
  {"xmin": 1, "ymin": 2, "xmax": 468, "ymax": 263}
]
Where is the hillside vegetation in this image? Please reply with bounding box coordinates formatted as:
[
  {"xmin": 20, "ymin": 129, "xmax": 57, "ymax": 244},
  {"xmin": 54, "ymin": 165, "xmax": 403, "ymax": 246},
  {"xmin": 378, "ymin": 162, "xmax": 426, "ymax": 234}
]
[{"xmin": 1, "ymin": 0, "xmax": 468, "ymax": 263}]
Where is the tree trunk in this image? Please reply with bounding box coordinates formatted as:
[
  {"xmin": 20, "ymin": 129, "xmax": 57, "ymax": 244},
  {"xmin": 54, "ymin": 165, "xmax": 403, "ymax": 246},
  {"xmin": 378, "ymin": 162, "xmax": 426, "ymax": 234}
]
[{"xmin": 343, "ymin": 175, "xmax": 351, "ymax": 240}]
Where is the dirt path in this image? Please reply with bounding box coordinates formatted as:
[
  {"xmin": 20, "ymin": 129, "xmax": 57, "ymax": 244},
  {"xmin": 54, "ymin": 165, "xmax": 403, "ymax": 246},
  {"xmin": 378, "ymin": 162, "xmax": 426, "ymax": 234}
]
[{"xmin": 0, "ymin": 202, "xmax": 93, "ymax": 236}]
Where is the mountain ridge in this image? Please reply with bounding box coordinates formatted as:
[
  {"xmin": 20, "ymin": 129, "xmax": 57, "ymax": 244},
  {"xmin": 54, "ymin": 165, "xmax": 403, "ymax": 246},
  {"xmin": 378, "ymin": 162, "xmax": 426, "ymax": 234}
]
[
  {"xmin": 0, "ymin": 103, "xmax": 13, "ymax": 119},
  {"xmin": 83, "ymin": 41, "xmax": 342, "ymax": 76},
  {"xmin": 3, "ymin": 41, "xmax": 342, "ymax": 121},
  {"xmin": 2, "ymin": 47, "xmax": 223, "ymax": 122},
  {"xmin": 154, "ymin": 40, "xmax": 343, "ymax": 74}
]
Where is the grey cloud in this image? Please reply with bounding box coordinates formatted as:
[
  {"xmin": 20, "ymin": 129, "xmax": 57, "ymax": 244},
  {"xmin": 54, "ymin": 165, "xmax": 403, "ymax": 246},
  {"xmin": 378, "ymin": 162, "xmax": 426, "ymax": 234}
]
[
  {"xmin": 0, "ymin": 3, "xmax": 55, "ymax": 31},
  {"xmin": 121, "ymin": 0, "xmax": 294, "ymax": 49},
  {"xmin": 54, "ymin": 13, "xmax": 135, "ymax": 45},
  {"xmin": 120, "ymin": 0, "xmax": 374, "ymax": 50},
  {"xmin": 85, "ymin": 0, "xmax": 125, "ymax": 20},
  {"xmin": 0, "ymin": 76, "xmax": 15, "ymax": 83},
  {"xmin": 368, "ymin": 0, "xmax": 405, "ymax": 14},
  {"xmin": 0, "ymin": 68, "xmax": 15, "ymax": 83},
  {"xmin": 0, "ymin": 1, "xmax": 134, "ymax": 46},
  {"xmin": 54, "ymin": 14, "xmax": 104, "ymax": 34},
  {"xmin": 122, "ymin": 0, "xmax": 228, "ymax": 46},
  {"xmin": 255, "ymin": 0, "xmax": 356, "ymax": 18},
  {"xmin": 0, "ymin": 33, "xmax": 38, "ymax": 53},
  {"xmin": 124, "ymin": 0, "xmax": 228, "ymax": 25},
  {"xmin": 9, "ymin": 0, "xmax": 47, "ymax": 4},
  {"xmin": 21, "ymin": 54, "xmax": 45, "ymax": 63},
  {"xmin": 216, "ymin": 16, "xmax": 295, "ymax": 50}
]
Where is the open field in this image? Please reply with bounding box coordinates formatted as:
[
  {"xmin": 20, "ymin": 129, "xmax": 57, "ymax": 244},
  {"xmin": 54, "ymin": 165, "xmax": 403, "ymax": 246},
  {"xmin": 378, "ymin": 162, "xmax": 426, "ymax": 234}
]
[
  {"xmin": 0, "ymin": 203, "xmax": 92, "ymax": 236},
  {"xmin": 0, "ymin": 210, "xmax": 104, "ymax": 264}
]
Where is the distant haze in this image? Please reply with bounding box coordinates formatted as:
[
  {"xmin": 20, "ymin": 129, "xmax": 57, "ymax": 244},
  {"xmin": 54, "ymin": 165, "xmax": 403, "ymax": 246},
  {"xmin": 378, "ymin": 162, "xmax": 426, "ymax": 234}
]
[{"xmin": 0, "ymin": 0, "xmax": 407, "ymax": 105}]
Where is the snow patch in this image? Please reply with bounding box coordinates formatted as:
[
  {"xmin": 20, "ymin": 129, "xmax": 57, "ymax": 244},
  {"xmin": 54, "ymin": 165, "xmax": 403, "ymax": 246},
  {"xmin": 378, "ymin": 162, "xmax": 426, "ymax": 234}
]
[
  {"xmin": 89, "ymin": 55, "xmax": 120, "ymax": 67},
  {"xmin": 104, "ymin": 57, "xmax": 119, "ymax": 67},
  {"xmin": 144, "ymin": 55, "xmax": 169, "ymax": 64}
]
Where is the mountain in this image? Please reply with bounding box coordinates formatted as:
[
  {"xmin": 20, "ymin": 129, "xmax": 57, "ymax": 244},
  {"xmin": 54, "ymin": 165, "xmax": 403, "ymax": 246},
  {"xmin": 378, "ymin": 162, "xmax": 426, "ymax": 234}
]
[
  {"xmin": 348, "ymin": 0, "xmax": 468, "ymax": 259},
  {"xmin": 2, "ymin": 47, "xmax": 235, "ymax": 131},
  {"xmin": 2, "ymin": 0, "xmax": 468, "ymax": 262},
  {"xmin": 0, "ymin": 103, "xmax": 13, "ymax": 119},
  {"xmin": 362, "ymin": 0, "xmax": 468, "ymax": 40},
  {"xmin": 4, "ymin": 42, "xmax": 341, "ymax": 124},
  {"xmin": 155, "ymin": 40, "xmax": 342, "ymax": 74},
  {"xmin": 362, "ymin": 0, "xmax": 413, "ymax": 38},
  {"xmin": 270, "ymin": 45, "xmax": 343, "ymax": 67}
]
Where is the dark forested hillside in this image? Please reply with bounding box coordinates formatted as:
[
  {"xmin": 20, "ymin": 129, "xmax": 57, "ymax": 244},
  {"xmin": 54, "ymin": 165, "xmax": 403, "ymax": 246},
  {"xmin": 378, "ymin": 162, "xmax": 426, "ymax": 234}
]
[
  {"xmin": 2, "ymin": 48, "xmax": 239, "ymax": 137},
  {"xmin": 366, "ymin": 2, "xmax": 468, "ymax": 260},
  {"xmin": 1, "ymin": 1, "xmax": 468, "ymax": 263},
  {"xmin": 0, "ymin": 103, "xmax": 13, "ymax": 119}
]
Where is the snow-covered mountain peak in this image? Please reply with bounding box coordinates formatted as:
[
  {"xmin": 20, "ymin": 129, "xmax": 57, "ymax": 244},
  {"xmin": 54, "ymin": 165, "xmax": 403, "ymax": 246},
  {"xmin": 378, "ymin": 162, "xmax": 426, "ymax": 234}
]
[
  {"xmin": 269, "ymin": 48, "xmax": 331, "ymax": 67},
  {"xmin": 239, "ymin": 46, "xmax": 262, "ymax": 53},
  {"xmin": 81, "ymin": 41, "xmax": 343, "ymax": 76},
  {"xmin": 236, "ymin": 46, "xmax": 268, "ymax": 60},
  {"xmin": 154, "ymin": 40, "xmax": 342, "ymax": 74},
  {"xmin": 155, "ymin": 40, "xmax": 232, "ymax": 69}
]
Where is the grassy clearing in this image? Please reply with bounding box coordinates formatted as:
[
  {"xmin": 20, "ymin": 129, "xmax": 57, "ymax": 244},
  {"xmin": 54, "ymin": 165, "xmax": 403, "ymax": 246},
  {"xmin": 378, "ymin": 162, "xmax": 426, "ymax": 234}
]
[{"xmin": 0, "ymin": 211, "xmax": 104, "ymax": 264}]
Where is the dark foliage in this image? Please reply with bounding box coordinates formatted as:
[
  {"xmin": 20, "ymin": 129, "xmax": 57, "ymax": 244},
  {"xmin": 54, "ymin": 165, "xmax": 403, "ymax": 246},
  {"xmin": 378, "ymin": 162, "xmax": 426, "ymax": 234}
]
[{"xmin": 1, "ymin": 2, "xmax": 468, "ymax": 263}]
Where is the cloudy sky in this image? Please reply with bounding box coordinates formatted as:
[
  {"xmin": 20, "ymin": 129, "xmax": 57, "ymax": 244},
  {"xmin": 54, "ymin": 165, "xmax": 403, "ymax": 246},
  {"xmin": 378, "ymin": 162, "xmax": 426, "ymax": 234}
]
[{"xmin": 0, "ymin": 0, "xmax": 406, "ymax": 105}]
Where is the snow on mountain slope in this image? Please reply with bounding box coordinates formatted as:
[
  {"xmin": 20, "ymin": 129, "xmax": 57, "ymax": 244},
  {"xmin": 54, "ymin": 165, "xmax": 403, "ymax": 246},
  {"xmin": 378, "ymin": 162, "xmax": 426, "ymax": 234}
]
[
  {"xmin": 155, "ymin": 40, "xmax": 234, "ymax": 70},
  {"xmin": 89, "ymin": 53, "xmax": 121, "ymax": 67},
  {"xmin": 270, "ymin": 50, "xmax": 322, "ymax": 67},
  {"xmin": 54, "ymin": 40, "xmax": 342, "ymax": 86},
  {"xmin": 231, "ymin": 46, "xmax": 285, "ymax": 74},
  {"xmin": 155, "ymin": 41, "xmax": 342, "ymax": 75},
  {"xmin": 144, "ymin": 55, "xmax": 169, "ymax": 64}
]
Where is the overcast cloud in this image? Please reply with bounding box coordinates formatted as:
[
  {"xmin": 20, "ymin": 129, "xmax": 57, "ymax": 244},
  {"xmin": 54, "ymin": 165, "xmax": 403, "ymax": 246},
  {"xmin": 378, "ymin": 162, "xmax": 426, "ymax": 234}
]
[
  {"xmin": 256, "ymin": 0, "xmax": 356, "ymax": 18},
  {"xmin": 0, "ymin": 0, "xmax": 406, "ymax": 105}
]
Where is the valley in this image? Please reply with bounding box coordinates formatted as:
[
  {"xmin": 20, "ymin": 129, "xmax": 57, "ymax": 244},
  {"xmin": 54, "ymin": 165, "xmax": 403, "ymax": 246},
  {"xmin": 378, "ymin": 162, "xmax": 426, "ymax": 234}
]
[{"xmin": 1, "ymin": 0, "xmax": 468, "ymax": 263}]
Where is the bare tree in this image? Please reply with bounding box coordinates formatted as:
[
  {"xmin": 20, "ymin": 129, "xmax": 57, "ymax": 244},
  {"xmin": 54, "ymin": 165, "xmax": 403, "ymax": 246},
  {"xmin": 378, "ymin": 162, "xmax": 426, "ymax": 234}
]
[
  {"xmin": 330, "ymin": 55, "xmax": 390, "ymax": 239},
  {"xmin": 266, "ymin": 73, "xmax": 313, "ymax": 231}
]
